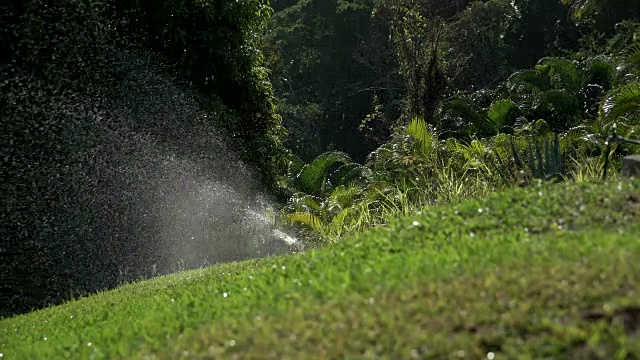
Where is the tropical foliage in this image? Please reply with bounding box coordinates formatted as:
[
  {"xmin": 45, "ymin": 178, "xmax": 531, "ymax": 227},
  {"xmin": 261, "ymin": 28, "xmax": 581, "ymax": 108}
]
[{"xmin": 271, "ymin": 4, "xmax": 640, "ymax": 243}]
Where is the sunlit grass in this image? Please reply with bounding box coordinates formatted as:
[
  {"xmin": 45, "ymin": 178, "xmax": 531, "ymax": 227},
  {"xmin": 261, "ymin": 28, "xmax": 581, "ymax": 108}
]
[
  {"xmin": 569, "ymin": 152, "xmax": 623, "ymax": 182},
  {"xmin": 308, "ymin": 166, "xmax": 503, "ymax": 244},
  {"xmin": 1, "ymin": 179, "xmax": 639, "ymax": 359}
]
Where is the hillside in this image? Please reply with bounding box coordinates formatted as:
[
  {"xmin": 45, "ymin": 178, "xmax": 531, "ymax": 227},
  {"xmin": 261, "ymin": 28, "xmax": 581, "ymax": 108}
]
[{"xmin": 1, "ymin": 179, "xmax": 639, "ymax": 358}]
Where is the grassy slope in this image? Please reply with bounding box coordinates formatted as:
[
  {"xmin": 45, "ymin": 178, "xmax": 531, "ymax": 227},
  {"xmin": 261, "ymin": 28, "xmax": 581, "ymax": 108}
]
[{"xmin": 1, "ymin": 180, "xmax": 639, "ymax": 359}]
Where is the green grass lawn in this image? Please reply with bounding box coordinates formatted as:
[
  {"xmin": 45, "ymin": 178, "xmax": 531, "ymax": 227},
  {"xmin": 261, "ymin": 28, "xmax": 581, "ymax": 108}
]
[{"xmin": 2, "ymin": 179, "xmax": 640, "ymax": 359}]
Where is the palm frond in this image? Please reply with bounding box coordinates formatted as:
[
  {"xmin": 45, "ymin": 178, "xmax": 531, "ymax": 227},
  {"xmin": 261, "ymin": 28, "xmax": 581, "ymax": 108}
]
[
  {"xmin": 329, "ymin": 163, "xmax": 372, "ymax": 189},
  {"xmin": 284, "ymin": 192, "xmax": 323, "ymax": 213},
  {"xmin": 583, "ymin": 57, "xmax": 615, "ymax": 89},
  {"xmin": 627, "ymin": 41, "xmax": 640, "ymax": 68},
  {"xmin": 533, "ymin": 90, "xmax": 582, "ymax": 130},
  {"xmin": 406, "ymin": 116, "xmax": 436, "ymax": 157},
  {"xmin": 439, "ymin": 97, "xmax": 493, "ymax": 136},
  {"xmin": 488, "ymin": 99, "xmax": 518, "ymax": 129},
  {"xmin": 506, "ymin": 69, "xmax": 551, "ymax": 95},
  {"xmin": 286, "ymin": 156, "xmax": 305, "ymax": 179},
  {"xmin": 325, "ymin": 185, "xmax": 362, "ymax": 211},
  {"xmin": 296, "ymin": 151, "xmax": 353, "ymax": 196},
  {"xmin": 536, "ymin": 57, "xmax": 583, "ymax": 92},
  {"xmin": 600, "ymin": 82, "xmax": 640, "ymax": 121},
  {"xmin": 283, "ymin": 212, "xmax": 323, "ymax": 231}
]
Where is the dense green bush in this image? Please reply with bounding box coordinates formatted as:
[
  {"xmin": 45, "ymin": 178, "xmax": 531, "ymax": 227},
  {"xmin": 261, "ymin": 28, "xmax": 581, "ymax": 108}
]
[{"xmin": 113, "ymin": 0, "xmax": 288, "ymax": 183}]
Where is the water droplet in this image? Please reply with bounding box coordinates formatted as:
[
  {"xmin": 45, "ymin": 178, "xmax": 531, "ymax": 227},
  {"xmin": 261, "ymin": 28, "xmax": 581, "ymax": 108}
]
[{"xmin": 487, "ymin": 352, "xmax": 495, "ymax": 360}]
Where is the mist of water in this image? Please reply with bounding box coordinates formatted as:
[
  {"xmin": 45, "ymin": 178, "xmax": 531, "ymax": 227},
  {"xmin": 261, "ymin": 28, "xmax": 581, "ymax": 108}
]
[
  {"xmin": 93, "ymin": 49, "xmax": 303, "ymax": 276},
  {"xmin": 3, "ymin": 49, "xmax": 301, "ymax": 316},
  {"xmin": 96, "ymin": 124, "xmax": 302, "ymax": 279}
]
